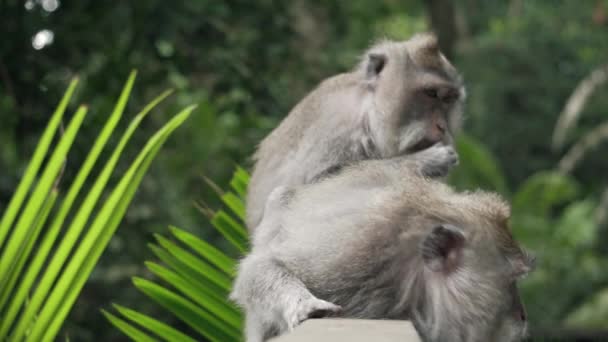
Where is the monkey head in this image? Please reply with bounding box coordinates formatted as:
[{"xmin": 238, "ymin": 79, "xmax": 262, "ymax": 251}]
[
  {"xmin": 417, "ymin": 193, "xmax": 534, "ymax": 342},
  {"xmin": 360, "ymin": 33, "xmax": 465, "ymax": 158}
]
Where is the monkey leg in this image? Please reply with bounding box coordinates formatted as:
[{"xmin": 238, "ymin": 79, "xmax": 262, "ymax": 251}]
[
  {"xmin": 250, "ymin": 186, "xmax": 294, "ymax": 248},
  {"xmin": 231, "ymin": 252, "xmax": 341, "ymax": 341}
]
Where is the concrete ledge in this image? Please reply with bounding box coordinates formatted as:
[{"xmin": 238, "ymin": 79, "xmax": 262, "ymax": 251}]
[{"xmin": 270, "ymin": 319, "xmax": 421, "ymax": 342}]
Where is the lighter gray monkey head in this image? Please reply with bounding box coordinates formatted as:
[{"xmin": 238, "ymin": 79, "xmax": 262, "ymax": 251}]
[
  {"xmin": 246, "ymin": 33, "xmax": 465, "ymax": 230},
  {"xmin": 411, "ymin": 193, "xmax": 534, "ymax": 342}
]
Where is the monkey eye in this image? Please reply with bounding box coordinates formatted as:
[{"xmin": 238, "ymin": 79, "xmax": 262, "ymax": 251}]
[
  {"xmin": 423, "ymin": 88, "xmax": 439, "ymax": 99},
  {"xmin": 422, "ymin": 86, "xmax": 460, "ymax": 103}
]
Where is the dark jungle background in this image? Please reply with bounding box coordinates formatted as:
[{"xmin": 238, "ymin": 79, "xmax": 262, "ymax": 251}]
[{"xmin": 1, "ymin": 0, "xmax": 608, "ymax": 340}]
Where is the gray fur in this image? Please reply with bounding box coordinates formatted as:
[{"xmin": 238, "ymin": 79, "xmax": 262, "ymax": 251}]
[
  {"xmin": 232, "ymin": 146, "xmax": 532, "ymax": 342},
  {"xmin": 246, "ymin": 33, "xmax": 465, "ymax": 231}
]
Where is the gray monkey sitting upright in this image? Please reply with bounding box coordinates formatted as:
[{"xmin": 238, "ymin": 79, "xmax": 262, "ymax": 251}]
[
  {"xmin": 246, "ymin": 33, "xmax": 465, "ymax": 232},
  {"xmin": 231, "ymin": 145, "xmax": 534, "ymax": 342}
]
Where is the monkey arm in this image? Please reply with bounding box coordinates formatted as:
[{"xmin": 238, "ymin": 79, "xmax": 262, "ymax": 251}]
[
  {"xmin": 334, "ymin": 143, "xmax": 457, "ymax": 187},
  {"xmin": 381, "ymin": 143, "xmax": 459, "ymax": 179}
]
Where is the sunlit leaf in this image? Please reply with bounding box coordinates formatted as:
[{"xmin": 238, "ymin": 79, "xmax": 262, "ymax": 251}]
[
  {"xmin": 0, "ymin": 72, "xmax": 191, "ymax": 341},
  {"xmin": 154, "ymin": 234, "xmax": 232, "ymax": 292},
  {"xmin": 148, "ymin": 244, "xmax": 229, "ymax": 303},
  {"xmin": 169, "ymin": 225, "xmax": 236, "ymax": 276},
  {"xmin": 221, "ymin": 192, "xmax": 246, "ymax": 222},
  {"xmin": 0, "ymin": 104, "xmax": 88, "ymax": 287},
  {"xmin": 112, "ymin": 304, "xmax": 197, "ymax": 342},
  {"xmin": 102, "ymin": 310, "xmax": 159, "ymax": 342},
  {"xmin": 0, "ymin": 78, "xmax": 78, "ymax": 249},
  {"xmin": 34, "ymin": 105, "xmax": 194, "ymax": 342},
  {"xmin": 211, "ymin": 211, "xmax": 248, "ymax": 253},
  {"xmin": 133, "ymin": 278, "xmax": 239, "ymax": 342},
  {"xmin": 145, "ymin": 262, "xmax": 241, "ymax": 329},
  {"xmin": 108, "ymin": 168, "xmax": 251, "ymax": 341}
]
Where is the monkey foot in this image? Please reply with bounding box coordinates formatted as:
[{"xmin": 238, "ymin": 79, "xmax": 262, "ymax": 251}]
[{"xmin": 283, "ymin": 297, "xmax": 342, "ymax": 331}]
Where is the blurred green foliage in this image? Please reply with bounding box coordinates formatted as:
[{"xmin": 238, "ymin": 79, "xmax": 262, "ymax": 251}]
[{"xmin": 1, "ymin": 0, "xmax": 608, "ymax": 340}]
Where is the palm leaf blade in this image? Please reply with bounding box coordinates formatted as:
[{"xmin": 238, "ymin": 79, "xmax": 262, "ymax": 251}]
[
  {"xmin": 229, "ymin": 167, "xmax": 249, "ymax": 198},
  {"xmin": 108, "ymin": 167, "xmax": 251, "ymax": 341},
  {"xmin": 32, "ymin": 106, "xmax": 195, "ymax": 342},
  {"xmin": 0, "ymin": 105, "xmax": 88, "ymax": 286},
  {"xmin": 133, "ymin": 277, "xmax": 239, "ymax": 342},
  {"xmin": 211, "ymin": 211, "xmax": 248, "ymax": 253},
  {"xmin": 9, "ymin": 75, "xmax": 142, "ymax": 341},
  {"xmin": 148, "ymin": 244, "xmax": 229, "ymax": 303},
  {"xmin": 102, "ymin": 310, "xmax": 159, "ymax": 342},
  {"xmin": 221, "ymin": 192, "xmax": 246, "ymax": 222},
  {"xmin": 0, "ymin": 87, "xmax": 174, "ymax": 339},
  {"xmin": 0, "ymin": 78, "xmax": 78, "ymax": 249},
  {"xmin": 0, "ymin": 190, "xmax": 57, "ymax": 311},
  {"xmin": 146, "ymin": 261, "xmax": 241, "ymax": 329},
  {"xmin": 112, "ymin": 304, "xmax": 197, "ymax": 342},
  {"xmin": 168, "ymin": 225, "xmax": 236, "ymax": 276},
  {"xmin": 154, "ymin": 234, "xmax": 232, "ymax": 291}
]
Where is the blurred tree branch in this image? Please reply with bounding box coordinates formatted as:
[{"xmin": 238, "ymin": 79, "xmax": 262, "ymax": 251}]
[
  {"xmin": 0, "ymin": 58, "xmax": 17, "ymax": 107},
  {"xmin": 552, "ymin": 63, "xmax": 608, "ymax": 150},
  {"xmin": 558, "ymin": 121, "xmax": 608, "ymax": 174},
  {"xmin": 424, "ymin": 0, "xmax": 457, "ymax": 58}
]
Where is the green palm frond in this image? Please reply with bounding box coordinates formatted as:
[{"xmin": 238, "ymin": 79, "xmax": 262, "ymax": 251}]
[
  {"xmin": 0, "ymin": 72, "xmax": 194, "ymax": 341},
  {"xmin": 107, "ymin": 168, "xmax": 249, "ymax": 342}
]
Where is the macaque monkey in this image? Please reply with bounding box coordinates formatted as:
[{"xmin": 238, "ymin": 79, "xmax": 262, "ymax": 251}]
[
  {"xmin": 246, "ymin": 33, "xmax": 466, "ymax": 231},
  {"xmin": 231, "ymin": 146, "xmax": 534, "ymax": 342}
]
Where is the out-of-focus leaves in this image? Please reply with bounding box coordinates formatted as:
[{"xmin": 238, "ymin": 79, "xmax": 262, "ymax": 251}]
[
  {"xmin": 512, "ymin": 171, "xmax": 580, "ymax": 217},
  {"xmin": 565, "ymin": 288, "xmax": 608, "ymax": 328},
  {"xmin": 449, "ymin": 134, "xmax": 508, "ymax": 195},
  {"xmin": 553, "ymin": 200, "xmax": 597, "ymax": 248}
]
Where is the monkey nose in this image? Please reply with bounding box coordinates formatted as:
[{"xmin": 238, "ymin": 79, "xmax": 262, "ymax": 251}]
[{"xmin": 436, "ymin": 121, "xmax": 447, "ymax": 134}]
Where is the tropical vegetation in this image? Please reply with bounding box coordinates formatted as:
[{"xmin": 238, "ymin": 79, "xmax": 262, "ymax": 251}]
[{"xmin": 1, "ymin": 1, "xmax": 608, "ymax": 341}]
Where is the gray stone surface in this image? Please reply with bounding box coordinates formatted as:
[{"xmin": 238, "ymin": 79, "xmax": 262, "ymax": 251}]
[{"xmin": 270, "ymin": 319, "xmax": 422, "ymax": 342}]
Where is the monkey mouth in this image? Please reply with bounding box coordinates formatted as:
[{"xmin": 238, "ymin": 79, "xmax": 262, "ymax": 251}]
[{"xmin": 406, "ymin": 138, "xmax": 437, "ymax": 154}]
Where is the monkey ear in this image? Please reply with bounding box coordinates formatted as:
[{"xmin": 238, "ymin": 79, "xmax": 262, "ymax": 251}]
[
  {"xmin": 365, "ymin": 53, "xmax": 387, "ymax": 79},
  {"xmin": 421, "ymin": 224, "xmax": 465, "ymax": 273}
]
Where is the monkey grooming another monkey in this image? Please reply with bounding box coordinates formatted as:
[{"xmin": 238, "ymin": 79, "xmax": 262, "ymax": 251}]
[
  {"xmin": 232, "ymin": 146, "xmax": 534, "ymax": 342},
  {"xmin": 246, "ymin": 33, "xmax": 465, "ymax": 231}
]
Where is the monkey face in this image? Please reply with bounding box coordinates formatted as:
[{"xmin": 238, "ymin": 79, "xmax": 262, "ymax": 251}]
[{"xmin": 363, "ymin": 34, "xmax": 465, "ymax": 159}]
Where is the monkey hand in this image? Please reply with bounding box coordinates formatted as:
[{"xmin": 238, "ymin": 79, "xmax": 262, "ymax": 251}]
[
  {"xmin": 283, "ymin": 294, "xmax": 342, "ymax": 331},
  {"xmin": 415, "ymin": 144, "xmax": 459, "ymax": 178}
]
